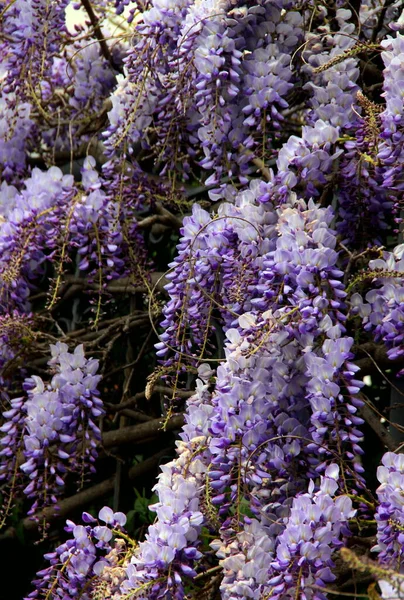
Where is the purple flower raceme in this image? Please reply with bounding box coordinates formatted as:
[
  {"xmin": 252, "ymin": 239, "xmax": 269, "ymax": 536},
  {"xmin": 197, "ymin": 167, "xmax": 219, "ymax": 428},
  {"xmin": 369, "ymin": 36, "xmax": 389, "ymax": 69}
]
[
  {"xmin": 378, "ymin": 33, "xmax": 404, "ymax": 228},
  {"xmin": 202, "ymin": 310, "xmax": 310, "ymax": 517},
  {"xmin": 0, "ymin": 312, "xmax": 36, "ymax": 523},
  {"xmin": 214, "ymin": 466, "xmax": 355, "ymax": 600},
  {"xmin": 335, "ymin": 93, "xmax": 392, "ymax": 248},
  {"xmin": 78, "ymin": 157, "xmax": 151, "ymax": 312},
  {"xmin": 0, "ymin": 160, "xmax": 148, "ymax": 320},
  {"xmin": 105, "ymin": 0, "xmax": 193, "ymax": 160},
  {"xmin": 331, "ymin": 30, "xmax": 404, "ymax": 248},
  {"xmin": 0, "ymin": 166, "xmax": 76, "ymax": 312},
  {"xmin": 0, "ymin": 0, "xmax": 69, "ymax": 180},
  {"xmin": 0, "ymin": 343, "xmax": 103, "ymax": 519},
  {"xmin": 155, "ymin": 202, "xmax": 222, "ymax": 367},
  {"xmin": 69, "ymin": 157, "xmax": 127, "ymax": 309},
  {"xmin": 214, "ymin": 518, "xmax": 276, "ymax": 600},
  {"xmin": 187, "ymin": 0, "xmax": 304, "ymax": 184},
  {"xmin": 86, "ymin": 367, "xmax": 212, "ymax": 599},
  {"xmin": 127, "ymin": 185, "xmax": 366, "ymax": 599},
  {"xmin": 122, "ymin": 435, "xmax": 207, "ymax": 599},
  {"xmin": 0, "ymin": 395, "xmax": 25, "ymax": 526},
  {"xmin": 40, "ymin": 44, "xmax": 116, "ymax": 156},
  {"xmin": 236, "ymin": 2, "xmax": 301, "ymax": 158},
  {"xmin": 304, "ymin": 8, "xmax": 360, "ymax": 130},
  {"xmin": 71, "ymin": 43, "xmax": 117, "ymax": 113},
  {"xmin": 254, "ymin": 199, "xmax": 365, "ymax": 480},
  {"xmin": 192, "ymin": 2, "xmax": 263, "ymax": 183},
  {"xmin": 65, "ymin": 156, "xmax": 150, "ymax": 321},
  {"xmin": 26, "ymin": 506, "xmax": 128, "ymax": 599},
  {"xmin": 154, "ymin": 178, "xmax": 278, "ymax": 387},
  {"xmin": 267, "ymin": 465, "xmax": 355, "ymax": 600},
  {"xmin": 119, "ymin": 365, "xmax": 216, "ymax": 597},
  {"xmin": 0, "ymin": 0, "xmax": 117, "ymax": 183},
  {"xmin": 104, "ymin": 0, "xmax": 305, "ymax": 186},
  {"xmin": 159, "ymin": 186, "xmax": 365, "ymax": 498},
  {"xmin": 0, "ymin": 0, "xmax": 70, "ymax": 87},
  {"xmin": 0, "ymin": 97, "xmax": 34, "ymax": 183},
  {"xmin": 273, "ymin": 120, "xmax": 343, "ymax": 202},
  {"xmin": 263, "ymin": 6, "xmax": 363, "ymax": 208},
  {"xmin": 375, "ymin": 452, "xmax": 404, "ymax": 567},
  {"xmin": 350, "ymin": 244, "xmax": 404, "ymax": 371}
]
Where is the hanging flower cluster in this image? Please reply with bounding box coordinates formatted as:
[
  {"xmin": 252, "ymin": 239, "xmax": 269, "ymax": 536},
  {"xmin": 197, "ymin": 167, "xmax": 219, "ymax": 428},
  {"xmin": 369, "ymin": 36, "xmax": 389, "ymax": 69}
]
[
  {"xmin": 0, "ymin": 343, "xmax": 103, "ymax": 520},
  {"xmin": 350, "ymin": 244, "xmax": 404, "ymax": 370},
  {"xmin": 27, "ymin": 506, "xmax": 128, "ymax": 599},
  {"xmin": 375, "ymin": 452, "xmax": 404, "ymax": 567}
]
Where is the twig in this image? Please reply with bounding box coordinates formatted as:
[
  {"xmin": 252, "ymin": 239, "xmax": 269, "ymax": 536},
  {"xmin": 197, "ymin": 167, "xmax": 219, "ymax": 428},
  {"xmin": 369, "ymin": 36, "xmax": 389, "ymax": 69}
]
[
  {"xmin": 112, "ymin": 302, "xmax": 137, "ymax": 508},
  {"xmin": 371, "ymin": 0, "xmax": 396, "ymax": 42},
  {"xmin": 15, "ymin": 448, "xmax": 172, "ymax": 532},
  {"xmin": 117, "ymin": 409, "xmax": 153, "ymax": 422},
  {"xmin": 80, "ymin": 0, "xmax": 121, "ymax": 72},
  {"xmin": 87, "ymin": 316, "xmax": 149, "ymax": 348},
  {"xmin": 102, "ymin": 414, "xmax": 184, "ymax": 448},
  {"xmin": 354, "ymin": 342, "xmax": 404, "ymax": 375},
  {"xmin": 310, "ymin": 584, "xmax": 368, "ymax": 598},
  {"xmin": 137, "ymin": 202, "xmax": 183, "ymax": 230},
  {"xmin": 251, "ymin": 156, "xmax": 272, "ymax": 182},
  {"xmin": 359, "ymin": 400, "xmax": 396, "ymax": 451},
  {"xmin": 59, "ymin": 271, "xmax": 168, "ymax": 297},
  {"xmin": 52, "ymin": 138, "xmax": 109, "ymax": 166},
  {"xmin": 153, "ymin": 386, "xmax": 194, "ymax": 398},
  {"xmin": 194, "ymin": 566, "xmax": 223, "ymax": 581},
  {"xmin": 358, "ymin": 346, "xmax": 404, "ymax": 398},
  {"xmin": 106, "ymin": 387, "xmax": 193, "ymax": 412}
]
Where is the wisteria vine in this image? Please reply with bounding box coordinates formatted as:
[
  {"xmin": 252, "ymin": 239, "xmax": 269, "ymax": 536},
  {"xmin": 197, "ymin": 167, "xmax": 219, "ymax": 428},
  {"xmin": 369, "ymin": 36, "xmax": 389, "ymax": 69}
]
[{"xmin": 0, "ymin": 1, "xmax": 404, "ymax": 599}]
